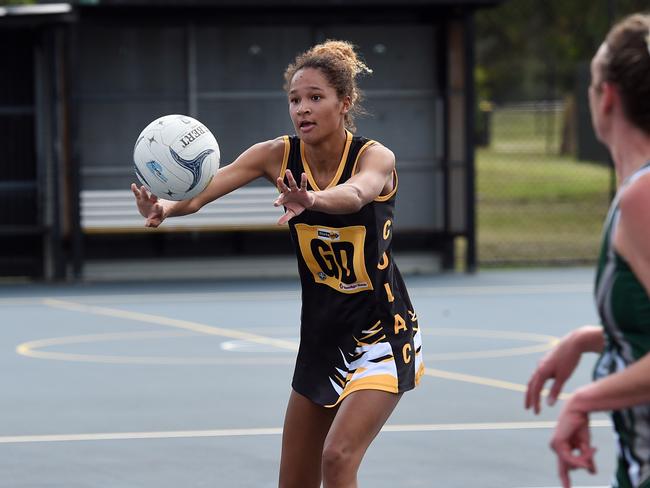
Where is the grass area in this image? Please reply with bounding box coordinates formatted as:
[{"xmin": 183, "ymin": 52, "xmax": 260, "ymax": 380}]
[{"xmin": 476, "ymin": 107, "xmax": 613, "ymax": 265}]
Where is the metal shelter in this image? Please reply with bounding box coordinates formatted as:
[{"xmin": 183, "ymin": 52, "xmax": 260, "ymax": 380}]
[{"xmin": 0, "ymin": 0, "xmax": 502, "ymax": 280}]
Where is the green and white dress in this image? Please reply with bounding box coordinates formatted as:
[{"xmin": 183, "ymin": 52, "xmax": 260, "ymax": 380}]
[{"xmin": 594, "ymin": 162, "xmax": 650, "ymax": 488}]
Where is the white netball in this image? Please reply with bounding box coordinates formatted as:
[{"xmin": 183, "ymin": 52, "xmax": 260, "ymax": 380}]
[{"xmin": 133, "ymin": 114, "xmax": 220, "ymax": 201}]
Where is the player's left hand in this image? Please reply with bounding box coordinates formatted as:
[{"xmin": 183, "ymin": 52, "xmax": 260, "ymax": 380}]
[
  {"xmin": 550, "ymin": 399, "xmax": 597, "ymax": 488},
  {"xmin": 274, "ymin": 170, "xmax": 315, "ymax": 225},
  {"xmin": 525, "ymin": 331, "xmax": 583, "ymax": 414}
]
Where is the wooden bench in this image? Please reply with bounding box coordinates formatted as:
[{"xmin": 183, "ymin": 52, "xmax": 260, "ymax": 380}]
[{"xmin": 80, "ymin": 186, "xmax": 285, "ymax": 234}]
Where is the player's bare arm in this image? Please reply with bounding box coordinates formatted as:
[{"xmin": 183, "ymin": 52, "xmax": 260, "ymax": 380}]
[
  {"xmin": 274, "ymin": 143, "xmax": 394, "ymax": 225},
  {"xmin": 556, "ymin": 175, "xmax": 650, "ymax": 413},
  {"xmin": 615, "ymin": 174, "xmax": 650, "ymax": 295},
  {"xmin": 132, "ymin": 137, "xmax": 285, "ymax": 227}
]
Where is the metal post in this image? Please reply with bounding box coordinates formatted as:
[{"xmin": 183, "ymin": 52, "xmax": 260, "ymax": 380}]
[
  {"xmin": 69, "ymin": 23, "xmax": 83, "ymax": 280},
  {"xmin": 34, "ymin": 30, "xmax": 51, "ymax": 280},
  {"xmin": 187, "ymin": 23, "xmax": 198, "ymax": 118},
  {"xmin": 464, "ymin": 12, "xmax": 477, "ymax": 273},
  {"xmin": 439, "ymin": 22, "xmax": 451, "ymax": 268},
  {"xmin": 53, "ymin": 26, "xmax": 69, "ymax": 280}
]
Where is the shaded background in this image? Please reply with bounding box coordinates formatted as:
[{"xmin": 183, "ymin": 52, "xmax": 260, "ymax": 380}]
[
  {"xmin": 1, "ymin": 0, "xmax": 650, "ymax": 279},
  {"xmin": 474, "ymin": 0, "xmax": 648, "ymax": 265}
]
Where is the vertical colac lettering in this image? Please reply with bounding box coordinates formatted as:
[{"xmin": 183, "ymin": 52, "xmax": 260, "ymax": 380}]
[
  {"xmin": 377, "ymin": 252, "xmax": 389, "ymax": 270},
  {"xmin": 402, "ymin": 343, "xmax": 412, "ymax": 363},
  {"xmin": 394, "ymin": 313, "xmax": 407, "ymax": 334},
  {"xmin": 383, "ymin": 220, "xmax": 392, "ymax": 240},
  {"xmin": 384, "ymin": 283, "xmax": 395, "ymax": 303}
]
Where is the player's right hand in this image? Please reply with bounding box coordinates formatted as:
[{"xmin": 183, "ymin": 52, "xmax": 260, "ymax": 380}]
[
  {"xmin": 525, "ymin": 331, "xmax": 583, "ymax": 414},
  {"xmin": 274, "ymin": 170, "xmax": 314, "ymax": 225},
  {"xmin": 131, "ymin": 183, "xmax": 164, "ymax": 227},
  {"xmin": 551, "ymin": 395, "xmax": 597, "ymax": 488}
]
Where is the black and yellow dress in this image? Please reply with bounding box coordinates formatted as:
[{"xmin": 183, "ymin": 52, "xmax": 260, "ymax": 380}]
[{"xmin": 279, "ymin": 130, "xmax": 424, "ymax": 407}]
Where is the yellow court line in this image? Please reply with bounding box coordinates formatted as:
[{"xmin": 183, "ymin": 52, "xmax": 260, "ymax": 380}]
[
  {"xmin": 424, "ymin": 368, "xmax": 571, "ymax": 400},
  {"xmin": 38, "ymin": 299, "xmax": 564, "ymax": 399},
  {"xmin": 425, "ymin": 327, "xmax": 559, "ymax": 342},
  {"xmin": 0, "ymin": 419, "xmax": 612, "ymax": 444},
  {"xmin": 16, "ymin": 327, "xmax": 558, "ymax": 364},
  {"xmin": 424, "ymin": 342, "xmax": 556, "ymax": 360},
  {"xmin": 41, "ymin": 298, "xmax": 299, "ymax": 352},
  {"xmin": 16, "ymin": 330, "xmax": 296, "ymax": 365},
  {"xmin": 423, "ymin": 327, "xmax": 560, "ymax": 360}
]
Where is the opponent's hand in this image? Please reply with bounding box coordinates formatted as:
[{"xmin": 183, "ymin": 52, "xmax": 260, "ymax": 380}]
[
  {"xmin": 274, "ymin": 170, "xmax": 315, "ymax": 225},
  {"xmin": 525, "ymin": 332, "xmax": 583, "ymax": 414},
  {"xmin": 131, "ymin": 183, "xmax": 164, "ymax": 227},
  {"xmin": 550, "ymin": 400, "xmax": 597, "ymax": 488}
]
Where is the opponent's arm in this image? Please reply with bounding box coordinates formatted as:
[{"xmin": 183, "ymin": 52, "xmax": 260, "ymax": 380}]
[
  {"xmin": 549, "ymin": 343, "xmax": 650, "ymax": 488},
  {"xmin": 274, "ymin": 144, "xmax": 394, "ymax": 224},
  {"xmin": 133, "ymin": 138, "xmax": 285, "ymax": 227},
  {"xmin": 525, "ymin": 325, "xmax": 604, "ymax": 414},
  {"xmin": 564, "ymin": 173, "xmax": 650, "ymax": 413},
  {"xmin": 616, "ymin": 173, "xmax": 650, "ymax": 295},
  {"xmin": 546, "ymin": 174, "xmax": 650, "ymax": 487}
]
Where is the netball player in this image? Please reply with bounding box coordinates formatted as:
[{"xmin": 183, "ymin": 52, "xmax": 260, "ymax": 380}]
[
  {"xmin": 525, "ymin": 13, "xmax": 650, "ymax": 488},
  {"xmin": 132, "ymin": 40, "xmax": 424, "ymax": 488}
]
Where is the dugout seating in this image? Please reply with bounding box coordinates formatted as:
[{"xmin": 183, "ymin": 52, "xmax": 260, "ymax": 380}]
[{"xmin": 80, "ymin": 186, "xmax": 284, "ymax": 234}]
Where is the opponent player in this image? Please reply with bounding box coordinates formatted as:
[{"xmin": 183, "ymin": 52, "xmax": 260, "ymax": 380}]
[
  {"xmin": 525, "ymin": 13, "xmax": 650, "ymax": 488},
  {"xmin": 132, "ymin": 40, "xmax": 424, "ymax": 488}
]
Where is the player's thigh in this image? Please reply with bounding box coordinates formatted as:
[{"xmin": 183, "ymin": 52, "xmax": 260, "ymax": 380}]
[
  {"xmin": 324, "ymin": 390, "xmax": 402, "ymax": 465},
  {"xmin": 279, "ymin": 389, "xmax": 337, "ymax": 487}
]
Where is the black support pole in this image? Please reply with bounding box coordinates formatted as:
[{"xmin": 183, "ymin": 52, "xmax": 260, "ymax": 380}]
[{"xmin": 464, "ymin": 11, "xmax": 477, "ymax": 273}]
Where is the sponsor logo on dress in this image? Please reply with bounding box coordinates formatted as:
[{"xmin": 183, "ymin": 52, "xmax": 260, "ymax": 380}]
[
  {"xmin": 339, "ymin": 282, "xmax": 369, "ymax": 291},
  {"xmin": 317, "ymin": 229, "xmax": 340, "ymax": 241}
]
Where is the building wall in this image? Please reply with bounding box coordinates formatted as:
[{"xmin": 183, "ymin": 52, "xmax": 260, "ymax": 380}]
[
  {"xmin": 0, "ymin": 2, "xmax": 486, "ymax": 278},
  {"xmin": 74, "ymin": 19, "xmax": 444, "ymax": 232},
  {"xmin": 0, "ymin": 30, "xmax": 43, "ymax": 277}
]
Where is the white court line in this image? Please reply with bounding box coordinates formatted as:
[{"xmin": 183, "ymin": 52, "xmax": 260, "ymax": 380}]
[
  {"xmin": 0, "ymin": 419, "xmax": 612, "ymax": 444},
  {"xmin": 0, "ymin": 282, "xmax": 592, "ymax": 306}
]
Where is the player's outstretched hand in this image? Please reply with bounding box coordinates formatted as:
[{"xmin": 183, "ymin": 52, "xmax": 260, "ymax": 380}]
[
  {"xmin": 274, "ymin": 170, "xmax": 315, "ymax": 225},
  {"xmin": 131, "ymin": 183, "xmax": 164, "ymax": 227},
  {"xmin": 550, "ymin": 399, "xmax": 597, "ymax": 488},
  {"xmin": 525, "ymin": 331, "xmax": 583, "ymax": 414}
]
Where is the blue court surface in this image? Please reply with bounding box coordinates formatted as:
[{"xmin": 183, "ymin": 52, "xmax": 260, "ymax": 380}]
[{"xmin": 0, "ymin": 266, "xmax": 617, "ymax": 487}]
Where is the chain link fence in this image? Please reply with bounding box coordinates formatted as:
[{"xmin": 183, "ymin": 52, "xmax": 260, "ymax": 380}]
[{"xmin": 476, "ymin": 100, "xmax": 613, "ymax": 266}]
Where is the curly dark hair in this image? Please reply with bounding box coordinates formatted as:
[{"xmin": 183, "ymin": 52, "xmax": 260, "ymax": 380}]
[{"xmin": 284, "ymin": 40, "xmax": 372, "ymax": 133}]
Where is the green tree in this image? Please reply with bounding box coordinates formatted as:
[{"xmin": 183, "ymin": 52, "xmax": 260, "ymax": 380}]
[{"xmin": 476, "ymin": 0, "xmax": 649, "ymax": 102}]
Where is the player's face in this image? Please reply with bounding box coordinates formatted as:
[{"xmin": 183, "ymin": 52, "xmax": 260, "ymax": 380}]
[
  {"xmin": 588, "ymin": 43, "xmax": 608, "ymax": 143},
  {"xmin": 288, "ymin": 68, "xmax": 350, "ymax": 143}
]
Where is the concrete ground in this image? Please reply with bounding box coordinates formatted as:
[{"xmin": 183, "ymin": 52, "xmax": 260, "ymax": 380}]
[{"xmin": 0, "ymin": 266, "xmax": 616, "ymax": 487}]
